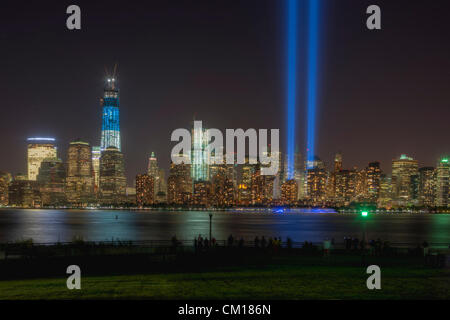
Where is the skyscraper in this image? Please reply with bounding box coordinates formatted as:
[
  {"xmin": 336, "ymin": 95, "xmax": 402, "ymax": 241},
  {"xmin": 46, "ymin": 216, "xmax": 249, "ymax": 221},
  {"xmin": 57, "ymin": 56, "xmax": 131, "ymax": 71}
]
[
  {"xmin": 191, "ymin": 121, "xmax": 209, "ymax": 182},
  {"xmin": 92, "ymin": 146, "xmax": 101, "ymax": 193},
  {"xmin": 99, "ymin": 147, "xmax": 127, "ymax": 205},
  {"xmin": 136, "ymin": 174, "xmax": 154, "ymax": 207},
  {"xmin": 27, "ymin": 137, "xmax": 57, "ymax": 181},
  {"xmin": 392, "ymin": 154, "xmax": 419, "ymax": 206},
  {"xmin": 100, "ymin": 77, "xmax": 121, "ymax": 151},
  {"xmin": 435, "ymin": 157, "xmax": 449, "ymax": 207},
  {"xmin": 366, "ymin": 162, "xmax": 381, "ymax": 202},
  {"xmin": 66, "ymin": 140, "xmax": 95, "ymax": 205},
  {"xmin": 37, "ymin": 158, "xmax": 66, "ymax": 206},
  {"xmin": 0, "ymin": 171, "xmax": 12, "ymax": 206},
  {"xmin": 418, "ymin": 167, "xmax": 435, "ymax": 207}
]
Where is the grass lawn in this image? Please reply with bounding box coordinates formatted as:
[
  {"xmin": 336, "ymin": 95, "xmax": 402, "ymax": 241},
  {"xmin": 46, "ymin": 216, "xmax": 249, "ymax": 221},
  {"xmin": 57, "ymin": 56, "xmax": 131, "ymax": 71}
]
[{"xmin": 0, "ymin": 263, "xmax": 448, "ymax": 299}]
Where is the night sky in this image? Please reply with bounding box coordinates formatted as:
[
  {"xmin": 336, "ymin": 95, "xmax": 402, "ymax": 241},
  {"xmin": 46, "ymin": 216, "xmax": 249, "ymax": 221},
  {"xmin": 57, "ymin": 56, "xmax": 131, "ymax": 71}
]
[{"xmin": 1, "ymin": 0, "xmax": 449, "ymax": 185}]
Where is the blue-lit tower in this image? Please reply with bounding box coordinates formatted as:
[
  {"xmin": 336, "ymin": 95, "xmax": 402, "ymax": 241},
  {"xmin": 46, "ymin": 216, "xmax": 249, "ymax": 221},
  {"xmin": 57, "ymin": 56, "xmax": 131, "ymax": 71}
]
[{"xmin": 100, "ymin": 77, "xmax": 121, "ymax": 151}]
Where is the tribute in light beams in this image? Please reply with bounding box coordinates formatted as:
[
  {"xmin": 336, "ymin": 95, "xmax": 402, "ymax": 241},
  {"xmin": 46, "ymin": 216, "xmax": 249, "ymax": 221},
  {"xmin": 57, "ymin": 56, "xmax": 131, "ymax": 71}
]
[
  {"xmin": 285, "ymin": 0, "xmax": 298, "ymax": 180},
  {"xmin": 306, "ymin": 0, "xmax": 320, "ymax": 168}
]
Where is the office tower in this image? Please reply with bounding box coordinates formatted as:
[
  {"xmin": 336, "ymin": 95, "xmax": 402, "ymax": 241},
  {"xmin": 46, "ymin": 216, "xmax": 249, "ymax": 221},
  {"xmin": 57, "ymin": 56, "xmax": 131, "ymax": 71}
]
[
  {"xmin": 334, "ymin": 152, "xmax": 343, "ymax": 172},
  {"xmin": 27, "ymin": 137, "xmax": 57, "ymax": 181},
  {"xmin": 167, "ymin": 161, "xmax": 192, "ymax": 205},
  {"xmin": 156, "ymin": 168, "xmax": 167, "ymax": 201},
  {"xmin": 281, "ymin": 180, "xmax": 298, "ymax": 204},
  {"xmin": 8, "ymin": 179, "xmax": 41, "ymax": 208},
  {"xmin": 435, "ymin": 158, "xmax": 449, "ymax": 207},
  {"xmin": 66, "ymin": 141, "xmax": 95, "ymax": 206},
  {"xmin": 92, "ymin": 146, "xmax": 101, "ymax": 193},
  {"xmin": 0, "ymin": 171, "xmax": 12, "ymax": 206},
  {"xmin": 294, "ymin": 151, "xmax": 306, "ymax": 200},
  {"xmin": 334, "ymin": 170, "xmax": 356, "ymax": 206},
  {"xmin": 147, "ymin": 152, "xmax": 158, "ymax": 177},
  {"xmin": 377, "ymin": 174, "xmax": 393, "ymax": 208},
  {"xmin": 418, "ymin": 167, "xmax": 435, "ymax": 207},
  {"xmin": 251, "ymin": 165, "xmax": 274, "ymax": 206},
  {"xmin": 99, "ymin": 147, "xmax": 127, "ymax": 205},
  {"xmin": 306, "ymin": 156, "xmax": 327, "ymax": 205},
  {"xmin": 211, "ymin": 166, "xmax": 235, "ymax": 207},
  {"xmin": 392, "ymin": 154, "xmax": 419, "ymax": 205},
  {"xmin": 191, "ymin": 121, "xmax": 209, "ymax": 182},
  {"xmin": 136, "ymin": 174, "xmax": 154, "ymax": 207},
  {"xmin": 193, "ymin": 181, "xmax": 212, "ymax": 206},
  {"xmin": 147, "ymin": 151, "xmax": 160, "ymax": 198},
  {"xmin": 100, "ymin": 76, "xmax": 121, "ymax": 151},
  {"xmin": 366, "ymin": 162, "xmax": 381, "ymax": 202},
  {"xmin": 37, "ymin": 159, "xmax": 66, "ymax": 206}
]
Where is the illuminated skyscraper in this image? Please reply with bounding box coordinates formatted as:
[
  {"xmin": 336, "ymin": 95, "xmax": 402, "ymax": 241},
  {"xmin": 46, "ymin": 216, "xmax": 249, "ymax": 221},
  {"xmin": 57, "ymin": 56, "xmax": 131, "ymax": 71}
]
[
  {"xmin": 435, "ymin": 157, "xmax": 449, "ymax": 207},
  {"xmin": 419, "ymin": 167, "xmax": 435, "ymax": 207},
  {"xmin": 0, "ymin": 171, "xmax": 12, "ymax": 206},
  {"xmin": 37, "ymin": 158, "xmax": 66, "ymax": 206},
  {"xmin": 66, "ymin": 140, "xmax": 95, "ymax": 205},
  {"xmin": 92, "ymin": 146, "xmax": 101, "ymax": 192},
  {"xmin": 136, "ymin": 174, "xmax": 154, "ymax": 207},
  {"xmin": 366, "ymin": 162, "xmax": 381, "ymax": 202},
  {"xmin": 167, "ymin": 160, "xmax": 192, "ymax": 205},
  {"xmin": 100, "ymin": 77, "xmax": 121, "ymax": 151},
  {"xmin": 27, "ymin": 137, "xmax": 57, "ymax": 181},
  {"xmin": 392, "ymin": 154, "xmax": 419, "ymax": 205},
  {"xmin": 191, "ymin": 121, "xmax": 209, "ymax": 182},
  {"xmin": 281, "ymin": 179, "xmax": 298, "ymax": 205},
  {"xmin": 99, "ymin": 147, "xmax": 127, "ymax": 205}
]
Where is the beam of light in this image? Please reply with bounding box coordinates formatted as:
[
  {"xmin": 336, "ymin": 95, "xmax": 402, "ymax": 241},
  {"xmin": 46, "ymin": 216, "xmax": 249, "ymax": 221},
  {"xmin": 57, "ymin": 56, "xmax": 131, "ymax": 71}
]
[
  {"xmin": 306, "ymin": 0, "xmax": 320, "ymax": 168},
  {"xmin": 286, "ymin": 0, "xmax": 298, "ymax": 180}
]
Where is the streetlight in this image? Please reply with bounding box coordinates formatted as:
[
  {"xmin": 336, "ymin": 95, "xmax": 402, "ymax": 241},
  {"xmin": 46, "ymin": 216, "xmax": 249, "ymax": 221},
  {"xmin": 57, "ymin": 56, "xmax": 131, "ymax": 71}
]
[{"xmin": 361, "ymin": 210, "xmax": 369, "ymax": 264}]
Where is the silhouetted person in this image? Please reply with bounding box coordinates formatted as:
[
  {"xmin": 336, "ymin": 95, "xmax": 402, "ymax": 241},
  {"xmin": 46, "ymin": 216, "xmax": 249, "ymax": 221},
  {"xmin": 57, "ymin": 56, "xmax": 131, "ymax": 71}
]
[
  {"xmin": 254, "ymin": 236, "xmax": 260, "ymax": 248},
  {"xmin": 261, "ymin": 236, "xmax": 267, "ymax": 248}
]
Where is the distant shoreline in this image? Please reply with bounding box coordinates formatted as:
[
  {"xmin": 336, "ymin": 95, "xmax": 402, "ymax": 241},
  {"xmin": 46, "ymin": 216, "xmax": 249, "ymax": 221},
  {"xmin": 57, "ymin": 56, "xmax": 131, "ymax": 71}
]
[{"xmin": 0, "ymin": 206, "xmax": 449, "ymax": 214}]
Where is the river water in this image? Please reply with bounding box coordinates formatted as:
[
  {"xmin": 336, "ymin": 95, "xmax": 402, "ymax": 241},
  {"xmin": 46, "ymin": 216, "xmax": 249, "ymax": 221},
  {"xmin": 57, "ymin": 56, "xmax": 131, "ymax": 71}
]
[{"xmin": 0, "ymin": 209, "xmax": 449, "ymax": 244}]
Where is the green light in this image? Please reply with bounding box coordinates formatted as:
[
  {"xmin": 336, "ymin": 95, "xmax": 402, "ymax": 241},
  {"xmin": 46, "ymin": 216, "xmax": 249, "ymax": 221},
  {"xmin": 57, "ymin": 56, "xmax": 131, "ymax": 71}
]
[
  {"xmin": 361, "ymin": 211, "xmax": 368, "ymax": 217},
  {"xmin": 442, "ymin": 158, "xmax": 449, "ymax": 163}
]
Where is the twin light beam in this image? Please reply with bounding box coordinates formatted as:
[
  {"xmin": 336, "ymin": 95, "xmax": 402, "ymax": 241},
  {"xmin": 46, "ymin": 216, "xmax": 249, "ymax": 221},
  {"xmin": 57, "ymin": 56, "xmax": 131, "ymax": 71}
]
[{"xmin": 286, "ymin": 0, "xmax": 321, "ymax": 178}]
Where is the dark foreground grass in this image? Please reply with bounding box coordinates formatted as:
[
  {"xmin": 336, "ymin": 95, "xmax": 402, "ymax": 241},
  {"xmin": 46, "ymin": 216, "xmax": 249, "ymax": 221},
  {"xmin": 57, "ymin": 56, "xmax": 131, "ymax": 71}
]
[{"xmin": 0, "ymin": 263, "xmax": 448, "ymax": 299}]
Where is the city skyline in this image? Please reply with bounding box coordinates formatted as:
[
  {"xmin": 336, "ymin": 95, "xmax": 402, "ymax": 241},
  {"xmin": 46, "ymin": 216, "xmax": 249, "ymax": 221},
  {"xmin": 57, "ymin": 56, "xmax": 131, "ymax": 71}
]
[{"xmin": 0, "ymin": 0, "xmax": 449, "ymax": 185}]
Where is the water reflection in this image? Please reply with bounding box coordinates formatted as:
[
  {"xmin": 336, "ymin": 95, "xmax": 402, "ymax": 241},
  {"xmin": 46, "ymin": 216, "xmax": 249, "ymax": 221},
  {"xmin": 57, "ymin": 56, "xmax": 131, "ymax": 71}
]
[{"xmin": 0, "ymin": 209, "xmax": 449, "ymax": 244}]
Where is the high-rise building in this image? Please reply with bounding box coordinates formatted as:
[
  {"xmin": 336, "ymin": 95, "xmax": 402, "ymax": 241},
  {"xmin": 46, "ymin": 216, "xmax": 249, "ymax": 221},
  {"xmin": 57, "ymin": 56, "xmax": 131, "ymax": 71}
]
[
  {"xmin": 37, "ymin": 158, "xmax": 66, "ymax": 206},
  {"xmin": 167, "ymin": 160, "xmax": 192, "ymax": 205},
  {"xmin": 191, "ymin": 121, "xmax": 209, "ymax": 182},
  {"xmin": 100, "ymin": 77, "xmax": 121, "ymax": 151},
  {"xmin": 378, "ymin": 174, "xmax": 393, "ymax": 208},
  {"xmin": 306, "ymin": 157, "xmax": 327, "ymax": 206},
  {"xmin": 281, "ymin": 179, "xmax": 298, "ymax": 204},
  {"xmin": 251, "ymin": 165, "xmax": 274, "ymax": 206},
  {"xmin": 92, "ymin": 146, "xmax": 101, "ymax": 193},
  {"xmin": 136, "ymin": 174, "xmax": 154, "ymax": 207},
  {"xmin": 392, "ymin": 154, "xmax": 419, "ymax": 206},
  {"xmin": 66, "ymin": 141, "xmax": 95, "ymax": 206},
  {"xmin": 0, "ymin": 171, "xmax": 12, "ymax": 206},
  {"xmin": 99, "ymin": 147, "xmax": 127, "ymax": 205},
  {"xmin": 435, "ymin": 157, "xmax": 449, "ymax": 207},
  {"xmin": 418, "ymin": 167, "xmax": 435, "ymax": 207},
  {"xmin": 334, "ymin": 169, "xmax": 355, "ymax": 206},
  {"xmin": 147, "ymin": 152, "xmax": 158, "ymax": 177},
  {"xmin": 211, "ymin": 166, "xmax": 235, "ymax": 207},
  {"xmin": 27, "ymin": 137, "xmax": 57, "ymax": 181},
  {"xmin": 8, "ymin": 179, "xmax": 41, "ymax": 208},
  {"xmin": 334, "ymin": 152, "xmax": 343, "ymax": 172},
  {"xmin": 366, "ymin": 162, "xmax": 381, "ymax": 202}
]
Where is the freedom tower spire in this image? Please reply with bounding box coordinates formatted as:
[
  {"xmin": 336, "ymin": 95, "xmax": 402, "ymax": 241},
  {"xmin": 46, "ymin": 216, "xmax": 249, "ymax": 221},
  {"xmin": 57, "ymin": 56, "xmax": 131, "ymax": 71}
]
[{"xmin": 100, "ymin": 65, "xmax": 121, "ymax": 151}]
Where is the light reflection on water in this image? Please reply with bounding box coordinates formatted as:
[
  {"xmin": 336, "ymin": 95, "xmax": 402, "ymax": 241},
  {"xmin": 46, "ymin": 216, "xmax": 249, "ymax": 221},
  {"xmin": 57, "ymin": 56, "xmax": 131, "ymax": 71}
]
[{"xmin": 0, "ymin": 209, "xmax": 449, "ymax": 244}]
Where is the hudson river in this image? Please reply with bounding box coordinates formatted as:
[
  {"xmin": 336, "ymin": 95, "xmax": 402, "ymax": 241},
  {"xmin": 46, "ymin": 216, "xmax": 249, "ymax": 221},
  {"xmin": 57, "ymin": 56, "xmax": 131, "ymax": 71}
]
[{"xmin": 0, "ymin": 209, "xmax": 449, "ymax": 244}]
